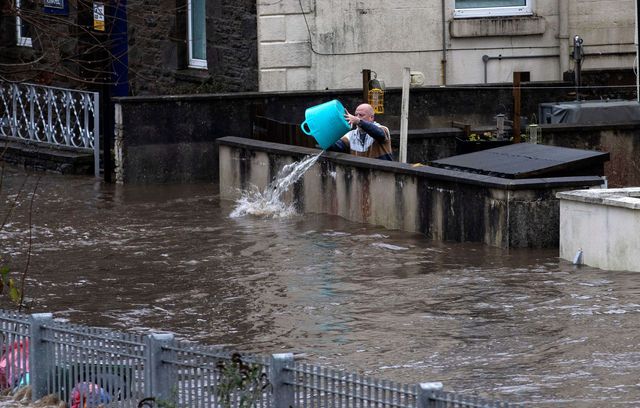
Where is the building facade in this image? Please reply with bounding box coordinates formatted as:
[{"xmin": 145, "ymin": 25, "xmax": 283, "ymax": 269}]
[
  {"xmin": 257, "ymin": 0, "xmax": 637, "ymax": 90},
  {"xmin": 0, "ymin": 0, "xmax": 259, "ymax": 95},
  {"xmin": 0, "ymin": 0, "xmax": 636, "ymax": 94}
]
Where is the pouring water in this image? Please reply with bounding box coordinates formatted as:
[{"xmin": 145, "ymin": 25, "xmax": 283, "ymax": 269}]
[{"xmin": 230, "ymin": 151, "xmax": 323, "ymax": 218}]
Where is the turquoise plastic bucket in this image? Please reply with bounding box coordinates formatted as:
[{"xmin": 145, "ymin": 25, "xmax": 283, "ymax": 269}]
[{"xmin": 300, "ymin": 100, "xmax": 351, "ymax": 150}]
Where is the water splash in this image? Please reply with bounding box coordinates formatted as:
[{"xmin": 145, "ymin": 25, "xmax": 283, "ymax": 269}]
[{"xmin": 230, "ymin": 152, "xmax": 323, "ymax": 218}]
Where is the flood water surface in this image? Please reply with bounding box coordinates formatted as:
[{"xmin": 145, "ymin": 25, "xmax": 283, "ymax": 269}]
[{"xmin": 1, "ymin": 167, "xmax": 640, "ymax": 407}]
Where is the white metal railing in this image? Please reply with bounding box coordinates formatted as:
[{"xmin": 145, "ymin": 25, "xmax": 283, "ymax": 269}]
[{"xmin": 0, "ymin": 81, "xmax": 100, "ymax": 177}]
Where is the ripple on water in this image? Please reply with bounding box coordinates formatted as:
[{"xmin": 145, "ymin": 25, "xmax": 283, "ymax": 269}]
[{"xmin": 3, "ymin": 169, "xmax": 640, "ymax": 406}]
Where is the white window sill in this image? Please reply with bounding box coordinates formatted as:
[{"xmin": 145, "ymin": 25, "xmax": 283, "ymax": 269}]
[{"xmin": 17, "ymin": 38, "xmax": 32, "ymax": 47}]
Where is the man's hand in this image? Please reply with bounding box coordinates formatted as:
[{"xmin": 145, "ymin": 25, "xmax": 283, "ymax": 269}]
[{"xmin": 344, "ymin": 111, "xmax": 361, "ymax": 127}]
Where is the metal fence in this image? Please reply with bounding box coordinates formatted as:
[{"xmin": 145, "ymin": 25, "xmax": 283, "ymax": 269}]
[
  {"xmin": 0, "ymin": 311, "xmax": 523, "ymax": 408},
  {"xmin": 0, "ymin": 81, "xmax": 100, "ymax": 177}
]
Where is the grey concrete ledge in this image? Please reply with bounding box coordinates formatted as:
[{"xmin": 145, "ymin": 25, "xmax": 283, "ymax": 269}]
[
  {"xmin": 1, "ymin": 136, "xmax": 93, "ymax": 155},
  {"xmin": 557, "ymin": 188, "xmax": 640, "ymax": 210},
  {"xmin": 0, "ymin": 136, "xmax": 94, "ymax": 175},
  {"xmin": 112, "ymin": 81, "xmax": 569, "ymax": 104},
  {"xmin": 217, "ymin": 136, "xmax": 604, "ymax": 190},
  {"xmin": 113, "ymin": 88, "xmax": 362, "ymax": 103}
]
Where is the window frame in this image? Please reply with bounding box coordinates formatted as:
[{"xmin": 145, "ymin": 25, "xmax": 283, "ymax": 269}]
[
  {"xmin": 15, "ymin": 0, "xmax": 32, "ymax": 47},
  {"xmin": 187, "ymin": 0, "xmax": 207, "ymax": 69},
  {"xmin": 454, "ymin": 0, "xmax": 533, "ymax": 19}
]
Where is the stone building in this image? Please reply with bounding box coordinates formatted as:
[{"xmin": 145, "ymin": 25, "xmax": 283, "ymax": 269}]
[
  {"xmin": 0, "ymin": 0, "xmax": 259, "ymax": 95},
  {"xmin": 0, "ymin": 0, "xmax": 637, "ymax": 94}
]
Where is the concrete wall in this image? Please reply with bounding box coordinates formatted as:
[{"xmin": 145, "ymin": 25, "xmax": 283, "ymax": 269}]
[
  {"xmin": 113, "ymin": 85, "xmax": 638, "ymax": 184},
  {"xmin": 540, "ymin": 122, "xmax": 640, "ymax": 187},
  {"xmin": 257, "ymin": 0, "xmax": 636, "ymax": 91},
  {"xmin": 218, "ymin": 136, "xmax": 604, "ymax": 248},
  {"xmin": 558, "ymin": 188, "xmax": 640, "ymax": 272}
]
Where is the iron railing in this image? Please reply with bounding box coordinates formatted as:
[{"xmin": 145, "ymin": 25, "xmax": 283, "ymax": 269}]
[
  {"xmin": 0, "ymin": 81, "xmax": 100, "ymax": 177},
  {"xmin": 0, "ymin": 311, "xmax": 524, "ymax": 408}
]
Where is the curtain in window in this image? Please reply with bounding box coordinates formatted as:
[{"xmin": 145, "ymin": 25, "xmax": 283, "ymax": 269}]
[
  {"xmin": 456, "ymin": 0, "xmax": 526, "ymax": 7},
  {"xmin": 190, "ymin": 0, "xmax": 206, "ymax": 60}
]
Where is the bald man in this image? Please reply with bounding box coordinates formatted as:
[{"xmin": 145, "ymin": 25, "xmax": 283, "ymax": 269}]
[{"xmin": 331, "ymin": 103, "xmax": 393, "ymax": 161}]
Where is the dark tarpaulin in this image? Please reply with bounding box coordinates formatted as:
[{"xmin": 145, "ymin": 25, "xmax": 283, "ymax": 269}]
[{"xmin": 540, "ymin": 100, "xmax": 640, "ymax": 124}]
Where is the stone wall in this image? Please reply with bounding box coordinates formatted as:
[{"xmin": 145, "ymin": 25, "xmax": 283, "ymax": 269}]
[
  {"xmin": 0, "ymin": 0, "xmax": 258, "ymax": 95},
  {"xmin": 113, "ymin": 84, "xmax": 637, "ymax": 183},
  {"xmin": 207, "ymin": 0, "xmax": 258, "ymax": 93},
  {"xmin": 218, "ymin": 136, "xmax": 604, "ymax": 249},
  {"xmin": 541, "ymin": 123, "xmax": 640, "ymax": 188},
  {"xmin": 127, "ymin": 0, "xmax": 258, "ymax": 95}
]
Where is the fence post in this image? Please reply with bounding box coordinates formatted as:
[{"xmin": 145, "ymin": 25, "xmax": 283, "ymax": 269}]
[
  {"xmin": 146, "ymin": 333, "xmax": 175, "ymax": 404},
  {"xmin": 29, "ymin": 313, "xmax": 53, "ymax": 400},
  {"xmin": 269, "ymin": 353, "xmax": 294, "ymax": 408},
  {"xmin": 417, "ymin": 382, "xmax": 444, "ymax": 408}
]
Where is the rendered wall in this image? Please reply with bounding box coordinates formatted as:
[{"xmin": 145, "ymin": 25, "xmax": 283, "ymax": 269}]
[
  {"xmin": 218, "ymin": 137, "xmax": 604, "ymax": 248},
  {"xmin": 257, "ymin": 0, "xmax": 636, "ymax": 91},
  {"xmin": 558, "ymin": 189, "xmax": 640, "ymax": 272}
]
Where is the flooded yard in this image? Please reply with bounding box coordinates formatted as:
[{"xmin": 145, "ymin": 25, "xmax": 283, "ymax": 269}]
[{"xmin": 1, "ymin": 166, "xmax": 639, "ymax": 407}]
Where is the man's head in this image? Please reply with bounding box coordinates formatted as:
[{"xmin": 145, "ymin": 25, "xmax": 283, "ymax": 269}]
[{"xmin": 355, "ymin": 104, "xmax": 375, "ymax": 122}]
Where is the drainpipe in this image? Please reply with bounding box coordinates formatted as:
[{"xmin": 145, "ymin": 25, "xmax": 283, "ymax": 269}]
[
  {"xmin": 559, "ymin": 0, "xmax": 569, "ymax": 79},
  {"xmin": 441, "ymin": 0, "xmax": 447, "ymax": 85},
  {"xmin": 636, "ymin": 0, "xmax": 639, "ymax": 102},
  {"xmin": 482, "ymin": 54, "xmax": 558, "ymax": 83}
]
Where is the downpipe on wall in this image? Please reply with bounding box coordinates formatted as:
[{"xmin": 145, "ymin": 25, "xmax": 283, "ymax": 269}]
[{"xmin": 441, "ymin": 0, "xmax": 447, "ymax": 85}]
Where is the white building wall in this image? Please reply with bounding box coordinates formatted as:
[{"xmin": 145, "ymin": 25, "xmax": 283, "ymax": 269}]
[
  {"xmin": 558, "ymin": 189, "xmax": 640, "ymax": 273},
  {"xmin": 258, "ymin": 0, "xmax": 636, "ymax": 91}
]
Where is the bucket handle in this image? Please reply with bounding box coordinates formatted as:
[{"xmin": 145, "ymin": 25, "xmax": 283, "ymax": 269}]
[{"xmin": 301, "ymin": 121, "xmax": 312, "ymax": 136}]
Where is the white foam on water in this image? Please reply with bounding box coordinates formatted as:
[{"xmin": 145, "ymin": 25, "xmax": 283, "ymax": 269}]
[
  {"xmin": 371, "ymin": 242, "xmax": 409, "ymax": 251},
  {"xmin": 230, "ymin": 152, "xmax": 323, "ymax": 218}
]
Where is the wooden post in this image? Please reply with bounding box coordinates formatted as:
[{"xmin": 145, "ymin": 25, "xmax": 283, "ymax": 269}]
[
  {"xmin": 400, "ymin": 67, "xmax": 411, "ymax": 163},
  {"xmin": 512, "ymin": 72, "xmax": 522, "ymax": 143},
  {"xmin": 362, "ymin": 69, "xmax": 371, "ymax": 103}
]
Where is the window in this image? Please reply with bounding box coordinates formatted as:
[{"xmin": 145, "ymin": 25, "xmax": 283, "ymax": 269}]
[
  {"xmin": 16, "ymin": 0, "xmax": 32, "ymax": 47},
  {"xmin": 454, "ymin": 0, "xmax": 533, "ymax": 18},
  {"xmin": 188, "ymin": 0, "xmax": 206, "ymax": 68}
]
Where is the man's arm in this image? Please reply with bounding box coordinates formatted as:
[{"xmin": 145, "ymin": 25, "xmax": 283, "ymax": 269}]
[
  {"xmin": 359, "ymin": 120, "xmax": 387, "ymax": 143},
  {"xmin": 327, "ymin": 137, "xmax": 349, "ymax": 152}
]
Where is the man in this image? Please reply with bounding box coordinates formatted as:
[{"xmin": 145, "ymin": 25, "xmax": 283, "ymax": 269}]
[{"xmin": 331, "ymin": 103, "xmax": 393, "ymax": 161}]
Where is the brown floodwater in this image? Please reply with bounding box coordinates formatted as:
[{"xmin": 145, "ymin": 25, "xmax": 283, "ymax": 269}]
[{"xmin": 1, "ymin": 166, "xmax": 639, "ymax": 407}]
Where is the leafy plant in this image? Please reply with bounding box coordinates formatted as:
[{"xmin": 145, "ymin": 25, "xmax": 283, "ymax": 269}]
[
  {"xmin": 216, "ymin": 353, "xmax": 269, "ymax": 408},
  {"xmin": 0, "ymin": 265, "xmax": 21, "ymax": 306}
]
